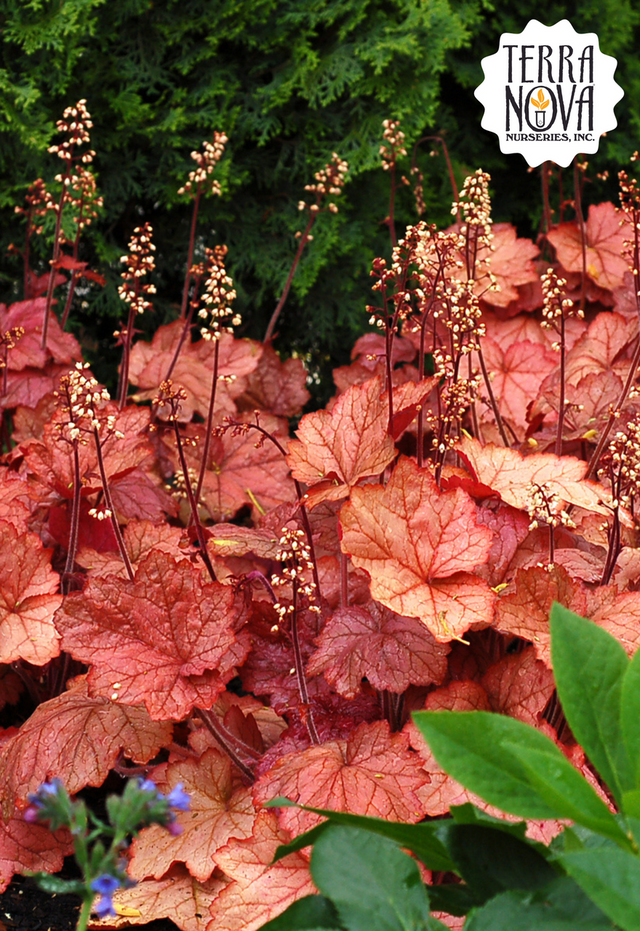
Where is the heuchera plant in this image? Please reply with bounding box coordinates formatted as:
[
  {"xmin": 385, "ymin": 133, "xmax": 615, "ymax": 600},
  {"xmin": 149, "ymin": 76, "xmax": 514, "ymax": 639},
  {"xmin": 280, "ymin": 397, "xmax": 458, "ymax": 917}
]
[{"xmin": 2, "ymin": 101, "xmax": 640, "ymax": 929}]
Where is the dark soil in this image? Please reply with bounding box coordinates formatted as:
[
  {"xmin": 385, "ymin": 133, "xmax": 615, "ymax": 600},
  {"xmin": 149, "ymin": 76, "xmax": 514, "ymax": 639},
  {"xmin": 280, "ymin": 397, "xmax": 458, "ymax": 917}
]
[{"xmin": 0, "ymin": 874, "xmax": 179, "ymax": 931}]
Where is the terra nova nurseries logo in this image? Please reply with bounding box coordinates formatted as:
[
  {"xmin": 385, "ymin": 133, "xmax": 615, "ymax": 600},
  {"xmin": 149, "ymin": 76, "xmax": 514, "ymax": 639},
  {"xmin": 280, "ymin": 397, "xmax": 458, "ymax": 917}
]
[{"xmin": 475, "ymin": 19, "xmax": 623, "ymax": 166}]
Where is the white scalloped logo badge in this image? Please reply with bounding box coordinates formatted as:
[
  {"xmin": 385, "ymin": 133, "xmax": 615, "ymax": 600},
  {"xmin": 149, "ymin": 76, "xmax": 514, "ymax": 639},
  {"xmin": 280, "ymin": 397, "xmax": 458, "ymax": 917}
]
[{"xmin": 474, "ymin": 19, "xmax": 623, "ymax": 167}]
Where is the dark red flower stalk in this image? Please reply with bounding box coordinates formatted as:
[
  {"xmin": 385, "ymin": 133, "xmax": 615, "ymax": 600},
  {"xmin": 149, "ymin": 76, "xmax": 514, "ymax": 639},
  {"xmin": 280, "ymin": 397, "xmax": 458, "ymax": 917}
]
[{"xmin": 264, "ymin": 153, "xmax": 348, "ymax": 343}]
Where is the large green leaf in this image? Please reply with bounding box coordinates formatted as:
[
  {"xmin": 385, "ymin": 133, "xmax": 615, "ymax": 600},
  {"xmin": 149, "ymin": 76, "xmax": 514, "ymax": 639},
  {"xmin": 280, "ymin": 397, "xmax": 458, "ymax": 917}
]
[
  {"xmin": 310, "ymin": 824, "xmax": 431, "ymax": 931},
  {"xmin": 550, "ymin": 603, "xmax": 632, "ymax": 802},
  {"xmin": 561, "ymin": 847, "xmax": 640, "ymax": 931},
  {"xmin": 463, "ymin": 877, "xmax": 615, "ymax": 930},
  {"xmin": 437, "ymin": 823, "xmax": 558, "ymax": 902},
  {"xmin": 256, "ymin": 895, "xmax": 343, "ymax": 930},
  {"xmin": 503, "ymin": 743, "xmax": 630, "ymax": 847},
  {"xmin": 267, "ymin": 798, "xmax": 454, "ymax": 872},
  {"xmin": 621, "ymin": 647, "xmax": 640, "ymax": 788},
  {"xmin": 413, "ymin": 710, "xmax": 628, "ymax": 845}
]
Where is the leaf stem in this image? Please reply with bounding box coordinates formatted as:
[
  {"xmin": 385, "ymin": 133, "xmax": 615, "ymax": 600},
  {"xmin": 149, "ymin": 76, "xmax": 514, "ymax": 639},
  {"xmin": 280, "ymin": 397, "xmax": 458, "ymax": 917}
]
[
  {"xmin": 62, "ymin": 441, "xmax": 82, "ymax": 593},
  {"xmin": 171, "ymin": 419, "xmax": 217, "ymax": 582},
  {"xmin": 180, "ymin": 188, "xmax": 201, "ymax": 320},
  {"xmin": 195, "ymin": 708, "xmax": 256, "ymax": 781}
]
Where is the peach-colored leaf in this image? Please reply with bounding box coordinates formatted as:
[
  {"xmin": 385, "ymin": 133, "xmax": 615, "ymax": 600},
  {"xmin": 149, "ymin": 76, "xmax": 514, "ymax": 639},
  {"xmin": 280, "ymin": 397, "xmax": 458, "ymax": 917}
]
[
  {"xmin": 0, "ymin": 676, "xmax": 172, "ymax": 820},
  {"xmin": 287, "ymin": 376, "xmax": 396, "ymax": 508},
  {"xmin": 236, "ymin": 343, "xmax": 310, "ymax": 418},
  {"xmin": 0, "ymin": 520, "xmax": 62, "ymax": 665},
  {"xmin": 253, "ymin": 720, "xmax": 429, "ymax": 836},
  {"xmin": 130, "ymin": 749, "xmax": 255, "ymax": 882},
  {"xmin": 89, "ymin": 865, "xmax": 225, "ymax": 931},
  {"xmin": 456, "ymin": 435, "xmax": 612, "ymax": 516},
  {"xmin": 209, "ymin": 811, "xmax": 315, "ymax": 931},
  {"xmin": 494, "ymin": 565, "xmax": 588, "ymax": 666},
  {"xmin": 480, "ymin": 648, "xmax": 555, "ymax": 725},
  {"xmin": 339, "ymin": 457, "xmax": 494, "ymax": 641},
  {"xmin": 481, "ymin": 224, "xmax": 540, "ymax": 308},
  {"xmin": 55, "ymin": 551, "xmax": 248, "ymax": 720},
  {"xmin": 547, "ymin": 202, "xmax": 629, "ymax": 291},
  {"xmin": 307, "ymin": 602, "xmax": 450, "ymax": 697},
  {"xmin": 77, "ymin": 520, "xmax": 188, "ymax": 578}
]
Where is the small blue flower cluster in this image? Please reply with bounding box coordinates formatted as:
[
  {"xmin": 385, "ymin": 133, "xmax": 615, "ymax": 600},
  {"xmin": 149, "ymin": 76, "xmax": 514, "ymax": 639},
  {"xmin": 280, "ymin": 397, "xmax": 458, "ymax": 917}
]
[{"xmin": 23, "ymin": 776, "xmax": 190, "ymax": 919}]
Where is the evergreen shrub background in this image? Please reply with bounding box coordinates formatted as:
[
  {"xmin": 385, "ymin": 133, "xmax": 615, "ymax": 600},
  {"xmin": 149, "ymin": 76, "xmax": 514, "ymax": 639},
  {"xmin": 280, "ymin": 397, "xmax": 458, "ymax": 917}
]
[{"xmin": 1, "ymin": 0, "xmax": 638, "ymax": 397}]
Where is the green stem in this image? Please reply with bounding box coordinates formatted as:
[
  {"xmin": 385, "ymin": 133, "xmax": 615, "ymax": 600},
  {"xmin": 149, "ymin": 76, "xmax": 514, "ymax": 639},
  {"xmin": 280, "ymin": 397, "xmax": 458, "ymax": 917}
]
[{"xmin": 76, "ymin": 894, "xmax": 93, "ymax": 931}]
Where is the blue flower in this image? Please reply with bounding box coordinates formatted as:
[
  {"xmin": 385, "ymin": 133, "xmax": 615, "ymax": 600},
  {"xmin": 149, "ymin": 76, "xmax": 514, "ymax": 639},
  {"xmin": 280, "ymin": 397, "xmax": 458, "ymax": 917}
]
[
  {"xmin": 167, "ymin": 783, "xmax": 190, "ymax": 812},
  {"xmin": 27, "ymin": 778, "xmax": 64, "ymax": 808},
  {"xmin": 91, "ymin": 874, "xmax": 121, "ymax": 918},
  {"xmin": 137, "ymin": 778, "xmax": 158, "ymax": 794}
]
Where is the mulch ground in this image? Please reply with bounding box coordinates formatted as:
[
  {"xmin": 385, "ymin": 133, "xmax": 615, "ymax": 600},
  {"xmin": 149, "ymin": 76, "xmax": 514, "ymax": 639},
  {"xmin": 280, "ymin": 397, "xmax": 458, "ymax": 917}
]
[{"xmin": 0, "ymin": 874, "xmax": 179, "ymax": 931}]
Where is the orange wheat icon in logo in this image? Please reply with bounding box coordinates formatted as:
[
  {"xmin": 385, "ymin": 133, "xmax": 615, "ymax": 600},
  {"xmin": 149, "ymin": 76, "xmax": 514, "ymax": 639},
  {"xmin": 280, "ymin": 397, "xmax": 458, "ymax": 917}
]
[{"xmin": 531, "ymin": 89, "xmax": 550, "ymax": 111}]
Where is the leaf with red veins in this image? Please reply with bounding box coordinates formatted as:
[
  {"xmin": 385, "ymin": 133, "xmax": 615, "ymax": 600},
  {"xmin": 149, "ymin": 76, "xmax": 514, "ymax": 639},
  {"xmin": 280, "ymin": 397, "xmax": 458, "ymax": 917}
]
[
  {"xmin": 307, "ymin": 602, "xmax": 450, "ymax": 698},
  {"xmin": 2, "ymin": 362, "xmax": 75, "ymax": 412},
  {"xmin": 55, "ymin": 550, "xmax": 248, "ymax": 720},
  {"xmin": 0, "ymin": 676, "xmax": 172, "ymax": 820},
  {"xmin": 562, "ymin": 311, "xmax": 637, "ymax": 385},
  {"xmin": 0, "ymin": 471, "xmax": 31, "ymax": 532},
  {"xmin": 129, "ymin": 321, "xmax": 261, "ymax": 422},
  {"xmin": 586, "ymin": 588, "xmax": 640, "ymax": 656},
  {"xmin": 286, "ymin": 376, "xmax": 396, "ymax": 509},
  {"xmin": 0, "ymin": 298, "xmax": 81, "ymax": 371},
  {"xmin": 475, "ymin": 337, "xmax": 557, "ymax": 438},
  {"xmin": 177, "ymin": 414, "xmax": 296, "ymax": 522},
  {"xmin": 253, "ymin": 720, "xmax": 429, "ymax": 835},
  {"xmin": 236, "ymin": 343, "xmax": 310, "ymax": 418},
  {"xmin": 0, "ymin": 521, "xmax": 61, "ymax": 666},
  {"xmin": 77, "ymin": 520, "xmax": 188, "ymax": 578},
  {"xmin": 91, "ymin": 866, "xmax": 226, "ymax": 931},
  {"xmin": 130, "ymin": 749, "xmax": 256, "ymax": 882},
  {"xmin": 11, "ymin": 392, "xmax": 58, "ymax": 444},
  {"xmin": 109, "ymin": 467, "xmax": 178, "ymax": 522},
  {"xmin": 206, "ymin": 523, "xmax": 281, "ymax": 560},
  {"xmin": 350, "ymin": 333, "xmax": 417, "ymax": 368},
  {"xmin": 480, "ymin": 223, "xmax": 540, "ymax": 308},
  {"xmin": 547, "ymin": 202, "xmax": 629, "ymax": 291},
  {"xmin": 480, "ymin": 648, "xmax": 555, "ymax": 726},
  {"xmin": 405, "ymin": 681, "xmax": 497, "ymax": 818},
  {"xmin": 530, "ymin": 369, "xmax": 629, "ymax": 442},
  {"xmin": 495, "ymin": 565, "xmax": 588, "ymax": 666},
  {"xmin": 339, "ymin": 457, "xmax": 494, "ymax": 642},
  {"xmin": 456, "ymin": 435, "xmax": 612, "ymax": 517},
  {"xmin": 0, "ymin": 813, "xmax": 72, "ymax": 893},
  {"xmin": 210, "ymin": 811, "xmax": 315, "ymax": 931}
]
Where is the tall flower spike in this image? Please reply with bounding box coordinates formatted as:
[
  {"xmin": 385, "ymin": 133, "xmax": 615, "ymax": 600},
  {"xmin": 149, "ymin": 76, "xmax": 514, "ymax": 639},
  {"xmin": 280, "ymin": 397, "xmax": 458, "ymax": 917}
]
[
  {"xmin": 380, "ymin": 119, "xmax": 407, "ymax": 171},
  {"xmin": 42, "ymin": 100, "xmax": 96, "ymax": 349},
  {"xmin": 198, "ymin": 244, "xmax": 240, "ymax": 340},
  {"xmin": 117, "ymin": 222, "xmax": 157, "ymax": 316},
  {"xmin": 178, "ymin": 132, "xmax": 228, "ymax": 197}
]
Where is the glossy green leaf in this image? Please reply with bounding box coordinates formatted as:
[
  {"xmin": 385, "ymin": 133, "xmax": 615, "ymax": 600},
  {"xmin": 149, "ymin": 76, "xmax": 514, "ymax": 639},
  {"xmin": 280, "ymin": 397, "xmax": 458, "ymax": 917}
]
[
  {"xmin": 464, "ymin": 877, "xmax": 615, "ymax": 930},
  {"xmin": 414, "ymin": 710, "xmax": 598, "ymax": 822},
  {"xmin": 310, "ymin": 824, "xmax": 431, "ymax": 931},
  {"xmin": 503, "ymin": 743, "xmax": 631, "ymax": 847},
  {"xmin": 438, "ymin": 823, "xmax": 558, "ymax": 902},
  {"xmin": 268, "ymin": 798, "xmax": 454, "ymax": 872},
  {"xmin": 560, "ymin": 847, "xmax": 640, "ymax": 931},
  {"xmin": 550, "ymin": 603, "xmax": 632, "ymax": 802},
  {"xmin": 256, "ymin": 894, "xmax": 343, "ymax": 930},
  {"xmin": 621, "ymin": 647, "xmax": 640, "ymax": 787}
]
